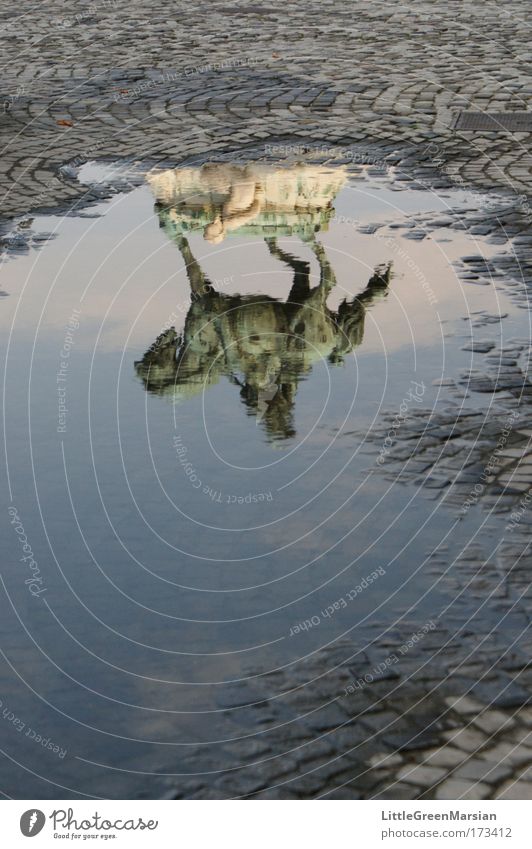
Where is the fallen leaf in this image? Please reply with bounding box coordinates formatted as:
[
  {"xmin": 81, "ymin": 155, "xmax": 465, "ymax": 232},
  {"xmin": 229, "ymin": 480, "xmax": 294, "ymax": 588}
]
[
  {"xmin": 272, "ymin": 52, "xmax": 280, "ymax": 58},
  {"xmin": 56, "ymin": 119, "xmax": 73, "ymax": 127}
]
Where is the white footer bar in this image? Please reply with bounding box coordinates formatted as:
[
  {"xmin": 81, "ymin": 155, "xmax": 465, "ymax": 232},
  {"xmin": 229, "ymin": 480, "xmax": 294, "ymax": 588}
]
[{"xmin": 2, "ymin": 799, "xmax": 530, "ymax": 848}]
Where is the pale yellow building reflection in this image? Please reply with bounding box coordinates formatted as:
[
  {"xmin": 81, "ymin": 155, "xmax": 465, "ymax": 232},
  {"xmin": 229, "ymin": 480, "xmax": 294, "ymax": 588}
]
[{"xmin": 147, "ymin": 162, "xmax": 347, "ymax": 243}]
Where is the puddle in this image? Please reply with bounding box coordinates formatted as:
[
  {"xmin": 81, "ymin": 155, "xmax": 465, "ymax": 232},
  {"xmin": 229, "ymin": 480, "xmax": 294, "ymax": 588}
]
[{"xmin": 1, "ymin": 159, "xmax": 530, "ymax": 798}]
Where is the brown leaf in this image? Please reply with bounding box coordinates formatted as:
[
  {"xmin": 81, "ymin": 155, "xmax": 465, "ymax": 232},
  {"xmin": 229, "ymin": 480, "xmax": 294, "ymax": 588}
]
[
  {"xmin": 272, "ymin": 52, "xmax": 280, "ymax": 58},
  {"xmin": 56, "ymin": 119, "xmax": 73, "ymax": 127}
]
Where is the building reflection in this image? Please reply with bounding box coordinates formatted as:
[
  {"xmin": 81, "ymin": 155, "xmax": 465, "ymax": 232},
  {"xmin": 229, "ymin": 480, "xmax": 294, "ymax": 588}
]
[{"xmin": 135, "ymin": 163, "xmax": 391, "ymax": 441}]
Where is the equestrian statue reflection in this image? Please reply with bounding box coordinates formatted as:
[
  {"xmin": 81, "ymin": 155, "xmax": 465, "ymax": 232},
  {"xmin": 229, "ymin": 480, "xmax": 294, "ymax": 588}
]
[{"xmin": 135, "ymin": 163, "xmax": 392, "ymax": 441}]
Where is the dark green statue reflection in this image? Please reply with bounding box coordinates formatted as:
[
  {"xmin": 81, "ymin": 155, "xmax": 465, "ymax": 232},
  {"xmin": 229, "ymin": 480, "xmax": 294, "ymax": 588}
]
[{"xmin": 135, "ymin": 164, "xmax": 392, "ymax": 441}]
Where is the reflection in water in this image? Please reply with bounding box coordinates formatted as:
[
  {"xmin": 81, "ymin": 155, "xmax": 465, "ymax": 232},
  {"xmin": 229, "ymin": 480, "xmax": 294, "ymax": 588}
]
[
  {"xmin": 5, "ymin": 155, "xmax": 524, "ymax": 802},
  {"xmin": 147, "ymin": 162, "xmax": 347, "ymax": 243},
  {"xmin": 136, "ymin": 164, "xmax": 392, "ymax": 440}
]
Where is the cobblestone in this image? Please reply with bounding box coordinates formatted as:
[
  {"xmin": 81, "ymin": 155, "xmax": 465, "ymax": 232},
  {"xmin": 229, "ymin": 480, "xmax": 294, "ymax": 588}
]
[{"xmin": 0, "ymin": 1, "xmax": 531, "ymax": 227}]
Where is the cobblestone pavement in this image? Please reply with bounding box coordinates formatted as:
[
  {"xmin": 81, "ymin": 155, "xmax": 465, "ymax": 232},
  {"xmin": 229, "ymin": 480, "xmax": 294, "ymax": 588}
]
[
  {"xmin": 1, "ymin": 0, "xmax": 532, "ymax": 225},
  {"xmin": 163, "ymin": 627, "xmax": 532, "ymax": 799},
  {"xmin": 2, "ymin": 1, "xmax": 532, "ymax": 801}
]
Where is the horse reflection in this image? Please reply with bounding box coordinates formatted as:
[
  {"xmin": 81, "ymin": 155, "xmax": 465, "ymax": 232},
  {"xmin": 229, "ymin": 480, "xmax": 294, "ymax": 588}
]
[{"xmin": 135, "ymin": 163, "xmax": 392, "ymax": 441}]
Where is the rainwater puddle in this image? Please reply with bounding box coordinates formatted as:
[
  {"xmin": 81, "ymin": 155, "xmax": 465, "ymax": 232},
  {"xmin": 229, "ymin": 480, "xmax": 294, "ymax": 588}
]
[{"xmin": 1, "ymin": 159, "xmax": 528, "ymax": 797}]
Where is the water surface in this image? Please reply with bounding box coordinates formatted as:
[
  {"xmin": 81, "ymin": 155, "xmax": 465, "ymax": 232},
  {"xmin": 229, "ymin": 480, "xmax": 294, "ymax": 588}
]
[{"xmin": 1, "ymin": 160, "xmax": 524, "ymax": 797}]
